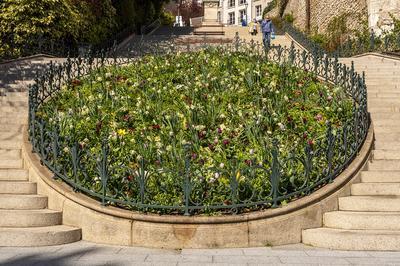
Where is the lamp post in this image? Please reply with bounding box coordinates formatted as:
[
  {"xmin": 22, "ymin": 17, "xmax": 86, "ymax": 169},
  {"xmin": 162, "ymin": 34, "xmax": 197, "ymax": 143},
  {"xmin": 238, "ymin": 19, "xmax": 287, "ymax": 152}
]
[{"xmin": 244, "ymin": 1, "xmax": 248, "ymax": 26}]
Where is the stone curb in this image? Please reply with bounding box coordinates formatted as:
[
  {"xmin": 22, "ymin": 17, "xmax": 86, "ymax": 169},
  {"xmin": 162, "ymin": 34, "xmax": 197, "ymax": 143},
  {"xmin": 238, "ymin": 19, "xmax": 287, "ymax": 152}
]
[
  {"xmin": 21, "ymin": 124, "xmax": 374, "ymax": 225},
  {"xmin": 0, "ymin": 54, "xmax": 56, "ymax": 66}
]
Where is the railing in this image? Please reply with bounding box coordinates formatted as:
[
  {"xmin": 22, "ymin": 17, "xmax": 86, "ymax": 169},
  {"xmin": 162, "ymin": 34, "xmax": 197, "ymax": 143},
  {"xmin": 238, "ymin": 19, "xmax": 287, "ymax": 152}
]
[
  {"xmin": 282, "ymin": 22, "xmax": 328, "ymax": 56},
  {"xmin": 141, "ymin": 19, "xmax": 161, "ymax": 35},
  {"xmin": 283, "ymin": 21, "xmax": 400, "ymax": 57},
  {"xmin": 336, "ymin": 29, "xmax": 400, "ymax": 57},
  {"xmin": 28, "ymin": 37, "xmax": 369, "ymax": 215}
]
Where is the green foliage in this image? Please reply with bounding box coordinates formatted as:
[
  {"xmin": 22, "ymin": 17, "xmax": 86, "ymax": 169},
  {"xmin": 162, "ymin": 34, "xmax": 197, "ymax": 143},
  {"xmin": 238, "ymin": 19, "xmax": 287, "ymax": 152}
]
[
  {"xmin": 37, "ymin": 48, "xmax": 353, "ymax": 212},
  {"xmin": 71, "ymin": 0, "xmax": 117, "ymax": 44},
  {"xmin": 160, "ymin": 11, "xmax": 175, "ymax": 26},
  {"xmin": 0, "ymin": 0, "xmax": 82, "ymax": 57},
  {"xmin": 283, "ymin": 13, "xmax": 294, "ymax": 24},
  {"xmin": 263, "ymin": 0, "xmax": 277, "ymax": 17}
]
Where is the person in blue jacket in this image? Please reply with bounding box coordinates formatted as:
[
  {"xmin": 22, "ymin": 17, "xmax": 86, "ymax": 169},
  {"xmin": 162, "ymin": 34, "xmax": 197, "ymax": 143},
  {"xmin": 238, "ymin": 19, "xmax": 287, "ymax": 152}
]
[{"xmin": 261, "ymin": 15, "xmax": 274, "ymax": 49}]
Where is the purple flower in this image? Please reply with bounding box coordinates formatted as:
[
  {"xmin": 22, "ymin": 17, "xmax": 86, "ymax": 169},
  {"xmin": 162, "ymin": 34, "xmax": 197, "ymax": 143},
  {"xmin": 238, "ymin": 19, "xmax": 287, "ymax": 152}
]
[
  {"xmin": 217, "ymin": 127, "xmax": 223, "ymax": 134},
  {"xmin": 222, "ymin": 139, "xmax": 230, "ymax": 146},
  {"xmin": 315, "ymin": 114, "xmax": 323, "ymax": 122}
]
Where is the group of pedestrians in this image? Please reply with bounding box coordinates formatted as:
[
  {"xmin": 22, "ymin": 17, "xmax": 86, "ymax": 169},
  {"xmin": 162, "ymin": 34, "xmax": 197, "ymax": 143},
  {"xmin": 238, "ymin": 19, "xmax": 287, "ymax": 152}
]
[{"xmin": 247, "ymin": 15, "xmax": 274, "ymax": 49}]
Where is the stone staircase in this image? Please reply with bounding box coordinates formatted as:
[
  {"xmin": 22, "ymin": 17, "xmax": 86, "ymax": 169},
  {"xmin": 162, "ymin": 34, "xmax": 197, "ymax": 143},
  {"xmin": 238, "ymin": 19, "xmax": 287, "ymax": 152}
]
[
  {"xmin": 303, "ymin": 55, "xmax": 400, "ymax": 250},
  {"xmin": 223, "ymin": 26, "xmax": 294, "ymax": 48},
  {"xmin": 0, "ymin": 57, "xmax": 81, "ymax": 246}
]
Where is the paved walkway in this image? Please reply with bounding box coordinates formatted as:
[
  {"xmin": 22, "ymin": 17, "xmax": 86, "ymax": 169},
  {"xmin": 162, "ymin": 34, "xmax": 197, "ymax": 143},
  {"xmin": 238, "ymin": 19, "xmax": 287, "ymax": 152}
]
[{"xmin": 3, "ymin": 241, "xmax": 400, "ymax": 265}]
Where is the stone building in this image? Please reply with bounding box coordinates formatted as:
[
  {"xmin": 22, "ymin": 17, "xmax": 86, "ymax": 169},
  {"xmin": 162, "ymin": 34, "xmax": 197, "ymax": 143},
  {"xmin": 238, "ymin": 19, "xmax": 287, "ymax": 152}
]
[{"xmin": 217, "ymin": 0, "xmax": 273, "ymax": 25}]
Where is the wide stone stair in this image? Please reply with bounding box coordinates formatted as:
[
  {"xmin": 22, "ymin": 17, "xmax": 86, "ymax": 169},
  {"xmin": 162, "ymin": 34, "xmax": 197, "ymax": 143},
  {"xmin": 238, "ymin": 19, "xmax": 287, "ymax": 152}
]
[
  {"xmin": 0, "ymin": 57, "xmax": 81, "ymax": 246},
  {"xmin": 303, "ymin": 55, "xmax": 400, "ymax": 251}
]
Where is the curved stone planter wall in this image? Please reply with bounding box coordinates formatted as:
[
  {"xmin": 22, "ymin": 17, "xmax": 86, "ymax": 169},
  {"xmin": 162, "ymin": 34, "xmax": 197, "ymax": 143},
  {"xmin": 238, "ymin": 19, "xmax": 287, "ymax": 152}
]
[{"xmin": 22, "ymin": 125, "xmax": 374, "ymax": 249}]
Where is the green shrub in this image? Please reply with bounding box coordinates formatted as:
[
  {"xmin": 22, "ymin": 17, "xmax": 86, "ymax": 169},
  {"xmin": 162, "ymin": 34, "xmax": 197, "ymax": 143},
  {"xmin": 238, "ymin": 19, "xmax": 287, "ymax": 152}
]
[
  {"xmin": 283, "ymin": 13, "xmax": 295, "ymax": 24},
  {"xmin": 160, "ymin": 11, "xmax": 175, "ymax": 26}
]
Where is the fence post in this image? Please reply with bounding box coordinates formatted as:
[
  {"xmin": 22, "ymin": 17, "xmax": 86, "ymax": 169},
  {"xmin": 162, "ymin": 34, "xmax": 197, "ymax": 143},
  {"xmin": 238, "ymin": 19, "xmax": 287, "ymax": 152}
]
[
  {"xmin": 183, "ymin": 144, "xmax": 192, "ymax": 216},
  {"xmin": 271, "ymin": 139, "xmax": 280, "ymax": 208}
]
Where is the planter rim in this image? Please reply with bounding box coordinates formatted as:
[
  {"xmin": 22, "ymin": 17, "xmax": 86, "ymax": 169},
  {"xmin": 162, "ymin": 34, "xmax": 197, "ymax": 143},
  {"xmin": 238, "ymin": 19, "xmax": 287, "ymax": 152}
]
[{"xmin": 22, "ymin": 123, "xmax": 374, "ymax": 224}]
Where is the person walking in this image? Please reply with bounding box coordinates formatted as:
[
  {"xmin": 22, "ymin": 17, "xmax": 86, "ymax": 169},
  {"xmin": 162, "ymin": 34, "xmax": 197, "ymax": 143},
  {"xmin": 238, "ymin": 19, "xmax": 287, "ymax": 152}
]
[
  {"xmin": 249, "ymin": 19, "xmax": 258, "ymax": 36},
  {"xmin": 261, "ymin": 15, "xmax": 274, "ymax": 49}
]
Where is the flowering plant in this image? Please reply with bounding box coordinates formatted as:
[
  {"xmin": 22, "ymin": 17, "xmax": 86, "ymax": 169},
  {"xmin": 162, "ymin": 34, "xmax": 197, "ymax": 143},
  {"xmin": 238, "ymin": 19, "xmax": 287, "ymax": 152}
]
[{"xmin": 37, "ymin": 46, "xmax": 354, "ymax": 214}]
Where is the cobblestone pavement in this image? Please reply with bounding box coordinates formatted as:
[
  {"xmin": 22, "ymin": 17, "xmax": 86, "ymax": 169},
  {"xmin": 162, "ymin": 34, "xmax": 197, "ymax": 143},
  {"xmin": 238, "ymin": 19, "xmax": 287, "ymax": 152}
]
[{"xmin": 2, "ymin": 241, "xmax": 400, "ymax": 265}]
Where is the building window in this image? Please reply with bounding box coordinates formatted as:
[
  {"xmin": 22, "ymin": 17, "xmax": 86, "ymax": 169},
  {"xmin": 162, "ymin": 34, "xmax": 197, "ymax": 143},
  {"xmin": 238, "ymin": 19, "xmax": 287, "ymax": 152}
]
[
  {"xmin": 228, "ymin": 0, "xmax": 235, "ymax": 8},
  {"xmin": 239, "ymin": 0, "xmax": 246, "ymax": 5},
  {"xmin": 256, "ymin": 5, "xmax": 262, "ymax": 17},
  {"xmin": 228, "ymin": 12, "xmax": 235, "ymax": 25},
  {"xmin": 217, "ymin": 11, "xmax": 221, "ymax": 22},
  {"xmin": 239, "ymin": 9, "xmax": 246, "ymax": 23}
]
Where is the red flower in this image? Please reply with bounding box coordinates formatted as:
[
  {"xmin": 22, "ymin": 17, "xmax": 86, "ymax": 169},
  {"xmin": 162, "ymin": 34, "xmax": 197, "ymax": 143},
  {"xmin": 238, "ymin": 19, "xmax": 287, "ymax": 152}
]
[
  {"xmin": 222, "ymin": 139, "xmax": 230, "ymax": 146},
  {"xmin": 71, "ymin": 79, "xmax": 81, "ymax": 87},
  {"xmin": 152, "ymin": 124, "xmax": 161, "ymax": 130}
]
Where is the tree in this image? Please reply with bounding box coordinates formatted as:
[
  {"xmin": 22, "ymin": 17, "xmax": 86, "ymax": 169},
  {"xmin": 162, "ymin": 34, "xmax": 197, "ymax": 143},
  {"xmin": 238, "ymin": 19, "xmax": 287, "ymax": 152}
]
[{"xmin": 0, "ymin": 0, "xmax": 82, "ymax": 57}]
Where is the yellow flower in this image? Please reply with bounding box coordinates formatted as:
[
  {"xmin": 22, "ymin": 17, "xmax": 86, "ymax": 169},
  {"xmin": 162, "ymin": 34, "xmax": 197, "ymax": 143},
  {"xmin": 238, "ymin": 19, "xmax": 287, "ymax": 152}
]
[{"xmin": 117, "ymin": 129, "xmax": 127, "ymax": 136}]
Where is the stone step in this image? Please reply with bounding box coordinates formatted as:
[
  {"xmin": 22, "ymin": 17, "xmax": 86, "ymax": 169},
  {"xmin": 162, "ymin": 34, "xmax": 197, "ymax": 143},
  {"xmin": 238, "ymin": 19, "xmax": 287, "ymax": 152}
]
[
  {"xmin": 0, "ymin": 159, "xmax": 23, "ymax": 169},
  {"xmin": 324, "ymin": 211, "xmax": 400, "ymax": 230},
  {"xmin": 0, "ymin": 169, "xmax": 28, "ymax": 181},
  {"xmin": 0, "ymin": 101, "xmax": 28, "ymax": 109},
  {"xmin": 0, "ymin": 149, "xmax": 21, "ymax": 159},
  {"xmin": 374, "ymin": 150, "xmax": 400, "ymax": 160},
  {"xmin": 360, "ymin": 171, "xmax": 400, "ymax": 183},
  {"xmin": 0, "ymin": 225, "xmax": 81, "ymax": 247},
  {"xmin": 0, "ymin": 132, "xmax": 23, "ymax": 142},
  {"xmin": 351, "ymin": 182, "xmax": 400, "ymax": 196},
  {"xmin": 0, "ymin": 194, "xmax": 47, "ymax": 210},
  {"xmin": 369, "ymin": 107, "xmax": 400, "ymax": 113},
  {"xmin": 0, "ymin": 124, "xmax": 23, "ymax": 133},
  {"xmin": 0, "ymin": 181, "xmax": 36, "ymax": 194},
  {"xmin": 0, "ymin": 140, "xmax": 22, "ymax": 149},
  {"xmin": 0, "ymin": 209, "xmax": 62, "ymax": 227},
  {"xmin": 373, "ymin": 133, "xmax": 400, "ymax": 142},
  {"xmin": 371, "ymin": 113, "xmax": 400, "ymax": 120},
  {"xmin": 375, "ymin": 141, "xmax": 400, "ymax": 150},
  {"xmin": 368, "ymin": 160, "xmax": 400, "ymax": 171},
  {"xmin": 0, "ymin": 116, "xmax": 27, "ymax": 125},
  {"xmin": 0, "ymin": 106, "xmax": 28, "ymax": 114},
  {"xmin": 369, "ymin": 93, "xmax": 400, "ymax": 99},
  {"xmin": 339, "ymin": 196, "xmax": 400, "ymax": 212},
  {"xmin": 302, "ymin": 227, "xmax": 400, "ymax": 251},
  {"xmin": 374, "ymin": 126, "xmax": 400, "ymax": 133}
]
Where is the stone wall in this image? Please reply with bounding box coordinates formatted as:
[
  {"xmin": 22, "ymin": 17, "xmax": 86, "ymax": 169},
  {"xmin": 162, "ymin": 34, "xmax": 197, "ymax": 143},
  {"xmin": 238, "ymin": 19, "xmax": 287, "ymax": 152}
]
[
  {"xmin": 368, "ymin": 0, "xmax": 400, "ymax": 34},
  {"xmin": 284, "ymin": 0, "xmax": 368, "ymax": 33}
]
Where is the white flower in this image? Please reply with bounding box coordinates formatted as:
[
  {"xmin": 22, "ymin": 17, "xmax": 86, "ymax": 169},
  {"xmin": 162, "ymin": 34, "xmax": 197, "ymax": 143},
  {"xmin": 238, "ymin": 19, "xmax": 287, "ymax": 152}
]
[
  {"xmin": 214, "ymin": 172, "xmax": 220, "ymax": 179},
  {"xmin": 278, "ymin": 123, "xmax": 285, "ymax": 131},
  {"xmin": 267, "ymin": 130, "xmax": 272, "ymax": 135},
  {"xmin": 105, "ymin": 72, "xmax": 112, "ymax": 79},
  {"xmin": 63, "ymin": 147, "xmax": 69, "ymax": 153},
  {"xmin": 284, "ymin": 95, "xmax": 289, "ymax": 101},
  {"xmin": 96, "ymin": 76, "xmax": 102, "ymax": 82},
  {"xmin": 249, "ymin": 149, "xmax": 254, "ymax": 155},
  {"xmin": 219, "ymin": 163, "xmax": 224, "ymax": 168}
]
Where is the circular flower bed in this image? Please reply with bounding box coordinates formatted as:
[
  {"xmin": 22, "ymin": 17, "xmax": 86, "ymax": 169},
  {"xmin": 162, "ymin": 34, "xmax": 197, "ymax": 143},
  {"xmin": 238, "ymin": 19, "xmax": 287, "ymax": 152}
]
[{"xmin": 37, "ymin": 47, "xmax": 354, "ymax": 214}]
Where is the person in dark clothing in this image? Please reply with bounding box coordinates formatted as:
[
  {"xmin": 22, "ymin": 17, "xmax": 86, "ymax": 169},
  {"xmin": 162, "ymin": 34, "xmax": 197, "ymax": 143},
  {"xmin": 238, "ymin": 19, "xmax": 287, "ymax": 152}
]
[{"xmin": 261, "ymin": 15, "xmax": 274, "ymax": 49}]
